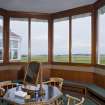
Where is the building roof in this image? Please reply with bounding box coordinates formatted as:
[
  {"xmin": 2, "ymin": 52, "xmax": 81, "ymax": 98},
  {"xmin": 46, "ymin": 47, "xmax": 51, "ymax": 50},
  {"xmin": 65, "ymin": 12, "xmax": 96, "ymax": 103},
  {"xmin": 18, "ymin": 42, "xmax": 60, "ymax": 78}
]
[
  {"xmin": 0, "ymin": 26, "xmax": 21, "ymax": 39},
  {"xmin": 0, "ymin": 0, "xmax": 97, "ymax": 13}
]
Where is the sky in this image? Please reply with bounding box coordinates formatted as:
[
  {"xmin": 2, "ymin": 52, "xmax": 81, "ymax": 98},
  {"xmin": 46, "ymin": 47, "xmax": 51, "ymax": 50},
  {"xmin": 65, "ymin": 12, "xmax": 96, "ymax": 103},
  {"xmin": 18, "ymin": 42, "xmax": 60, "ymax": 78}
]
[
  {"xmin": 0, "ymin": 11, "xmax": 105, "ymax": 56},
  {"xmin": 10, "ymin": 16, "xmax": 92, "ymax": 55},
  {"xmin": 10, "ymin": 19, "xmax": 48, "ymax": 55},
  {"xmin": 98, "ymin": 9, "xmax": 105, "ymax": 55},
  {"xmin": 54, "ymin": 16, "xmax": 91, "ymax": 55}
]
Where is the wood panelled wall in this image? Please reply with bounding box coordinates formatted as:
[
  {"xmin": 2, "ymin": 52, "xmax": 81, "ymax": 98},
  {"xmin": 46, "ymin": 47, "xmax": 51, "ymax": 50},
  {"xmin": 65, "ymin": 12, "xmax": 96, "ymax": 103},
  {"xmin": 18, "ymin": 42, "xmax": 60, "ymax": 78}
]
[
  {"xmin": 94, "ymin": 73, "xmax": 105, "ymax": 88},
  {"xmin": 0, "ymin": 63, "xmax": 51, "ymax": 81},
  {"xmin": 49, "ymin": 65, "xmax": 105, "ymax": 88},
  {"xmin": 51, "ymin": 69, "xmax": 94, "ymax": 83},
  {"xmin": 0, "ymin": 63, "xmax": 105, "ymax": 89}
]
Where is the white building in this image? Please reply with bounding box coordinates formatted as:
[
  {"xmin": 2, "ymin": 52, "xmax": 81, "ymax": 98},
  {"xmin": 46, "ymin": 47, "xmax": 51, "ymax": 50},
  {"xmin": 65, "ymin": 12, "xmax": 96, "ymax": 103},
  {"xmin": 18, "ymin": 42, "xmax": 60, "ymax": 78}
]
[{"xmin": 0, "ymin": 26, "xmax": 21, "ymax": 61}]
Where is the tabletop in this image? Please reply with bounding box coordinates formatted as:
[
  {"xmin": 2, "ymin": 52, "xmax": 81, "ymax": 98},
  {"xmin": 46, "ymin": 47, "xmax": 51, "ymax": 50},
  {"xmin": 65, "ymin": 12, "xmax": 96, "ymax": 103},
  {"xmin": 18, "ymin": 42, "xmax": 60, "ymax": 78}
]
[{"xmin": 3, "ymin": 84, "xmax": 63, "ymax": 105}]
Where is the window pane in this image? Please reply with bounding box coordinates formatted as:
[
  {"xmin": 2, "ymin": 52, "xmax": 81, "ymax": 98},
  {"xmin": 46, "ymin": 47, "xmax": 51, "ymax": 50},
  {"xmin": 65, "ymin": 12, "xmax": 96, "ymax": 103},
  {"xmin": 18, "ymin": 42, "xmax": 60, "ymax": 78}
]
[
  {"xmin": 98, "ymin": 6, "xmax": 105, "ymax": 65},
  {"xmin": 10, "ymin": 40, "xmax": 18, "ymax": 48},
  {"xmin": 31, "ymin": 19, "xmax": 48, "ymax": 62},
  {"xmin": 0, "ymin": 16, "xmax": 3, "ymax": 62},
  {"xmin": 53, "ymin": 18, "xmax": 69, "ymax": 62},
  {"xmin": 71, "ymin": 14, "xmax": 91, "ymax": 63},
  {"xmin": 10, "ymin": 18, "xmax": 28, "ymax": 62}
]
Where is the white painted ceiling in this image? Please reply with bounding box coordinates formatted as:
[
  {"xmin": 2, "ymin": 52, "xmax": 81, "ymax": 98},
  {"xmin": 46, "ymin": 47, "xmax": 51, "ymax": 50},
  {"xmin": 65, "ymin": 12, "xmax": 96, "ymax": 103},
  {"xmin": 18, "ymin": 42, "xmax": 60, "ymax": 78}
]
[{"xmin": 0, "ymin": 0, "xmax": 97, "ymax": 13}]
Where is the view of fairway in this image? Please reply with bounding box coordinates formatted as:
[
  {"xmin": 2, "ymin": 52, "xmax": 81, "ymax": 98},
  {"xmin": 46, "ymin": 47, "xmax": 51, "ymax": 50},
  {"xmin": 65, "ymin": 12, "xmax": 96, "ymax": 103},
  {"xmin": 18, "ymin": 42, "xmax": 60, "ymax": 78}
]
[{"xmin": 20, "ymin": 55, "xmax": 105, "ymax": 64}]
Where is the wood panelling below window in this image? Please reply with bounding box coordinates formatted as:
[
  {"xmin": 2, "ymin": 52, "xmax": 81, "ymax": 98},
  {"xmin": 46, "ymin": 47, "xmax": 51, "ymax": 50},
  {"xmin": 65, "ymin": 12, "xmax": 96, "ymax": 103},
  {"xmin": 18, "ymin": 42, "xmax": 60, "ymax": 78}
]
[
  {"xmin": 50, "ymin": 69, "xmax": 94, "ymax": 83},
  {"xmin": 94, "ymin": 73, "xmax": 105, "ymax": 88}
]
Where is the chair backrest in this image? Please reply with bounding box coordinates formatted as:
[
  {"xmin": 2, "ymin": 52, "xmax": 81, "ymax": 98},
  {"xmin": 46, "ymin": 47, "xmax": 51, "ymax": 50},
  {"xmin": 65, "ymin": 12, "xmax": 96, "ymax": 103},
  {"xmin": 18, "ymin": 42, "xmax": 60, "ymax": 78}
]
[
  {"xmin": 0, "ymin": 81, "xmax": 16, "ymax": 97},
  {"xmin": 49, "ymin": 77, "xmax": 64, "ymax": 91},
  {"xmin": 0, "ymin": 81, "xmax": 12, "ymax": 87},
  {"xmin": 24, "ymin": 62, "xmax": 40, "ymax": 85},
  {"xmin": 66, "ymin": 94, "xmax": 85, "ymax": 105},
  {"xmin": 0, "ymin": 81, "xmax": 16, "ymax": 89}
]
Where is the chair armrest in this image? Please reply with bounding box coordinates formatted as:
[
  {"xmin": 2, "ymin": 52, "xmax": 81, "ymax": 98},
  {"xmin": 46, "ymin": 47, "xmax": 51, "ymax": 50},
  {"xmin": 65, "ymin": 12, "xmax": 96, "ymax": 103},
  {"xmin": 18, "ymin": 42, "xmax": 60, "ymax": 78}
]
[{"xmin": 66, "ymin": 94, "xmax": 80, "ymax": 101}]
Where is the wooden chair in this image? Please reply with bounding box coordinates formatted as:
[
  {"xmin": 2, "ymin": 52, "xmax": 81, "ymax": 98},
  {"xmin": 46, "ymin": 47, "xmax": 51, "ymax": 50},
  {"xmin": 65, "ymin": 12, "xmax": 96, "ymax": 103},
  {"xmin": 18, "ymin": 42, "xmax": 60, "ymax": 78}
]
[
  {"xmin": 0, "ymin": 81, "xmax": 16, "ymax": 97},
  {"xmin": 24, "ymin": 99, "xmax": 62, "ymax": 105},
  {"xmin": 66, "ymin": 94, "xmax": 85, "ymax": 105},
  {"xmin": 44, "ymin": 77, "xmax": 64, "ymax": 91},
  {"xmin": 25, "ymin": 103, "xmax": 43, "ymax": 105},
  {"xmin": 76, "ymin": 97, "xmax": 84, "ymax": 105},
  {"xmin": 0, "ymin": 81, "xmax": 16, "ymax": 89},
  {"xmin": 23, "ymin": 61, "xmax": 40, "ymax": 85}
]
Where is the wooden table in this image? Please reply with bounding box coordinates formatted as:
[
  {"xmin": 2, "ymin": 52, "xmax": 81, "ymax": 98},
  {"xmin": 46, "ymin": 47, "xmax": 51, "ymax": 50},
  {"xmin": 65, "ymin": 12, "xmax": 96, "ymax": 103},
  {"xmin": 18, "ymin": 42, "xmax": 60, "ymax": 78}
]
[{"xmin": 3, "ymin": 84, "xmax": 63, "ymax": 105}]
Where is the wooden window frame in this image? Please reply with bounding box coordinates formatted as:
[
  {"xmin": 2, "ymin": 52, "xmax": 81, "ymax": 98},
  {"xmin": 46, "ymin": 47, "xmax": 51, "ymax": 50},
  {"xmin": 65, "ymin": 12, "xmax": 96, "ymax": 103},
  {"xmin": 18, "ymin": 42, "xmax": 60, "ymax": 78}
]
[{"xmin": 0, "ymin": 0, "xmax": 104, "ymax": 68}]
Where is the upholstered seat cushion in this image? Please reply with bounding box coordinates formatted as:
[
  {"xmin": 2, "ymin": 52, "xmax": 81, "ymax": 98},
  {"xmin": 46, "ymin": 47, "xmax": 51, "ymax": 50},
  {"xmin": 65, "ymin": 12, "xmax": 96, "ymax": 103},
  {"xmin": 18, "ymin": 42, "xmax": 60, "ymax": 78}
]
[{"xmin": 86, "ymin": 84, "xmax": 105, "ymax": 99}]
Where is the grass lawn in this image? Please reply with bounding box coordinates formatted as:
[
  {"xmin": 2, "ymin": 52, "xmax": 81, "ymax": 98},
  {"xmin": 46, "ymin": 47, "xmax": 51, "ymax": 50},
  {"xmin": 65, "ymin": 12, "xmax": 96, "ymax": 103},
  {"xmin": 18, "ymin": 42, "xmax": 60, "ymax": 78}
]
[
  {"xmin": 54, "ymin": 55, "xmax": 91, "ymax": 63},
  {"xmin": 20, "ymin": 55, "xmax": 105, "ymax": 64},
  {"xmin": 21, "ymin": 55, "xmax": 48, "ymax": 62},
  {"xmin": 99, "ymin": 55, "xmax": 105, "ymax": 64}
]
